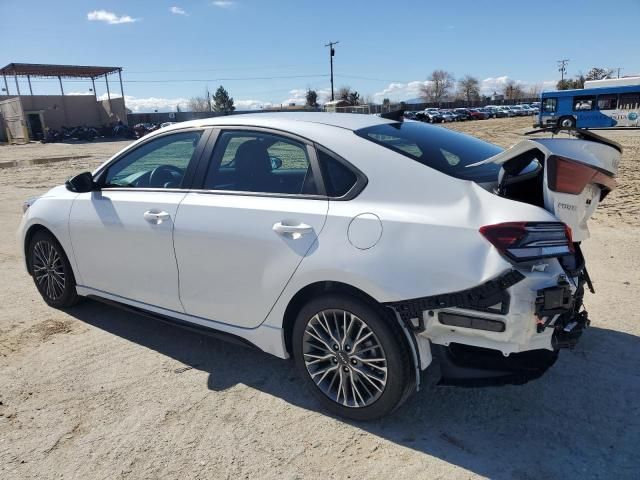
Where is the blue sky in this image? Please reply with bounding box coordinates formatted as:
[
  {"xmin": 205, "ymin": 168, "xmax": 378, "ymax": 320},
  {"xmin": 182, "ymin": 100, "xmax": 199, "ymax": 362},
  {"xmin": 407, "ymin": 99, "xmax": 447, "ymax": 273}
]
[{"xmin": 2, "ymin": 0, "xmax": 639, "ymax": 111}]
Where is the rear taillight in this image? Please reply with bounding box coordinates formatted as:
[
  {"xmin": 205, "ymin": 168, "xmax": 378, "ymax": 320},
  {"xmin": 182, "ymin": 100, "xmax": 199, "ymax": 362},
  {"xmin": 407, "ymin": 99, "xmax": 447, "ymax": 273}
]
[
  {"xmin": 480, "ymin": 222, "xmax": 574, "ymax": 262},
  {"xmin": 547, "ymin": 155, "xmax": 616, "ymax": 195}
]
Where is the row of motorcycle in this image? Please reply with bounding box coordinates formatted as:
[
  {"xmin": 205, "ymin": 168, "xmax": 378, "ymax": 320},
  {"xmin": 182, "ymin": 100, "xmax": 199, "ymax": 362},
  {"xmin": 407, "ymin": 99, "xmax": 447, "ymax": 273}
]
[{"xmin": 41, "ymin": 123, "xmax": 160, "ymax": 143}]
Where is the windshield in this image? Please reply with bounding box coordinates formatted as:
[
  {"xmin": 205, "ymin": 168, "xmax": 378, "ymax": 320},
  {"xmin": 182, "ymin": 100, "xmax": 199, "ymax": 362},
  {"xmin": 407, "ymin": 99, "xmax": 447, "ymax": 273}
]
[{"xmin": 355, "ymin": 122, "xmax": 502, "ymax": 182}]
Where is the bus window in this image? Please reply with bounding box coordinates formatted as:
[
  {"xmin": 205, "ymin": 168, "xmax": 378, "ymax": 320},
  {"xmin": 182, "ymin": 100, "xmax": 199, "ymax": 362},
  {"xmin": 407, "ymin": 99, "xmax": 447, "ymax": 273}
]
[
  {"xmin": 573, "ymin": 96, "xmax": 595, "ymax": 111},
  {"xmin": 597, "ymin": 94, "xmax": 618, "ymax": 110},
  {"xmin": 542, "ymin": 97, "xmax": 557, "ymax": 113},
  {"xmin": 619, "ymin": 93, "xmax": 640, "ymax": 110}
]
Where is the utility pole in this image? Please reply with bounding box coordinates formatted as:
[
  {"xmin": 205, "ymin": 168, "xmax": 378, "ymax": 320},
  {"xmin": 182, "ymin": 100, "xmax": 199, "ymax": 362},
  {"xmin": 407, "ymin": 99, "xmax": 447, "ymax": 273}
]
[
  {"xmin": 616, "ymin": 67, "xmax": 622, "ymax": 78},
  {"xmin": 325, "ymin": 41, "xmax": 339, "ymax": 101},
  {"xmin": 557, "ymin": 59, "xmax": 569, "ymax": 83}
]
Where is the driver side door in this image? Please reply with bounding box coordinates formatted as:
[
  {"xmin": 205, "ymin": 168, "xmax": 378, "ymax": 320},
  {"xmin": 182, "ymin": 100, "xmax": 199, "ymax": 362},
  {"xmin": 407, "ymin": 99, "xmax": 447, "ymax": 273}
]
[{"xmin": 69, "ymin": 129, "xmax": 208, "ymax": 312}]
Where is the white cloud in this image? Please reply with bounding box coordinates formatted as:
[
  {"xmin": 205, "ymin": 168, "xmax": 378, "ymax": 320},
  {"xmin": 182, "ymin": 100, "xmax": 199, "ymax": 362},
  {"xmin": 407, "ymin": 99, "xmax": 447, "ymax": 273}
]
[
  {"xmin": 87, "ymin": 10, "xmax": 138, "ymax": 24},
  {"xmin": 280, "ymin": 88, "xmax": 331, "ymax": 106},
  {"xmin": 212, "ymin": 1, "xmax": 235, "ymax": 8},
  {"xmin": 233, "ymin": 99, "xmax": 271, "ymax": 110},
  {"xmin": 372, "ymin": 80, "xmax": 430, "ymax": 102},
  {"xmin": 170, "ymin": 6, "xmax": 187, "ymax": 16}
]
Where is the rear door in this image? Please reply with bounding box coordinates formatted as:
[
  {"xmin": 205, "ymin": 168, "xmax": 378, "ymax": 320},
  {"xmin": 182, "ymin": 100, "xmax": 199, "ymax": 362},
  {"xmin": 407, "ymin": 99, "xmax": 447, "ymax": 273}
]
[{"xmin": 173, "ymin": 129, "xmax": 328, "ymax": 328}]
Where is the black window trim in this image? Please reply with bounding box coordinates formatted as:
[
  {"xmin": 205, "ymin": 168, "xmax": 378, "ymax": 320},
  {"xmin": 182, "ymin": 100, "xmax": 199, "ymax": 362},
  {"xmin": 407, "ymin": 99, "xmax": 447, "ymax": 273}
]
[
  {"xmin": 93, "ymin": 127, "xmax": 213, "ymax": 190},
  {"xmin": 188, "ymin": 125, "xmax": 356, "ymax": 201}
]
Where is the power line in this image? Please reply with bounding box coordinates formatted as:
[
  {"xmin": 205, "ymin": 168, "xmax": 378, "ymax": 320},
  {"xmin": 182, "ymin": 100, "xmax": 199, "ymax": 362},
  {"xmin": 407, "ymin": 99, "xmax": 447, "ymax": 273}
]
[{"xmin": 26, "ymin": 73, "xmax": 330, "ymax": 84}]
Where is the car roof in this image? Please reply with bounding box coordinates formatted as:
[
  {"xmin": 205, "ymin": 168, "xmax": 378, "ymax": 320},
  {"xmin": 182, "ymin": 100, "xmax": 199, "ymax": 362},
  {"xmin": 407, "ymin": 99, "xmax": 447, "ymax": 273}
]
[{"xmin": 162, "ymin": 112, "xmax": 396, "ymax": 134}]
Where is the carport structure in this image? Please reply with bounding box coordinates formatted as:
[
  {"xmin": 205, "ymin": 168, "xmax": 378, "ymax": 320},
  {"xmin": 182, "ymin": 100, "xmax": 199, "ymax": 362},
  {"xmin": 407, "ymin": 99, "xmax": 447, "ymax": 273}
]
[
  {"xmin": 0, "ymin": 63, "xmax": 127, "ymax": 143},
  {"xmin": 0, "ymin": 62, "xmax": 124, "ymax": 106}
]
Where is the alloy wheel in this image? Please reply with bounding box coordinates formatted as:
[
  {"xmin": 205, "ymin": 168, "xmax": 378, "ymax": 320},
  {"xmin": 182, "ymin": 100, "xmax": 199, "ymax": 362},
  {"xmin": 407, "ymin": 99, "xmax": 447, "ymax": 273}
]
[
  {"xmin": 32, "ymin": 240, "xmax": 66, "ymax": 301},
  {"xmin": 302, "ymin": 309, "xmax": 388, "ymax": 408}
]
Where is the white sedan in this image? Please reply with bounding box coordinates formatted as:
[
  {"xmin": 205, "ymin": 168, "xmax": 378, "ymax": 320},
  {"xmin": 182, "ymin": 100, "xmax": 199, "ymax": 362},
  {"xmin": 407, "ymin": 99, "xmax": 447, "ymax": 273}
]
[{"xmin": 19, "ymin": 113, "xmax": 619, "ymax": 419}]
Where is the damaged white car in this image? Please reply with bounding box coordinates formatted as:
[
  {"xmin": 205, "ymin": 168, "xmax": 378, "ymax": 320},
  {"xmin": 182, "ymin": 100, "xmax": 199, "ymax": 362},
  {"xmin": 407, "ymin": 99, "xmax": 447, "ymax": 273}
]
[{"xmin": 18, "ymin": 113, "xmax": 619, "ymax": 420}]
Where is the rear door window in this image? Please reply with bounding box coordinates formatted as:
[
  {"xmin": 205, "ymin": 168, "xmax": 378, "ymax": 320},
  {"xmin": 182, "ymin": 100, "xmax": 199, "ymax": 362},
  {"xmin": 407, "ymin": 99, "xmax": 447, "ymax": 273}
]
[{"xmin": 204, "ymin": 131, "xmax": 318, "ymax": 195}]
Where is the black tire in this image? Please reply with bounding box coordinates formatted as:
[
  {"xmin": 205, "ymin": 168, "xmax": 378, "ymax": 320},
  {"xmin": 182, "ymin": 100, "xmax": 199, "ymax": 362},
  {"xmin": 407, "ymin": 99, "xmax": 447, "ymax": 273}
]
[
  {"xmin": 27, "ymin": 230, "xmax": 80, "ymax": 308},
  {"xmin": 292, "ymin": 293, "xmax": 413, "ymax": 420},
  {"xmin": 558, "ymin": 116, "xmax": 576, "ymax": 128}
]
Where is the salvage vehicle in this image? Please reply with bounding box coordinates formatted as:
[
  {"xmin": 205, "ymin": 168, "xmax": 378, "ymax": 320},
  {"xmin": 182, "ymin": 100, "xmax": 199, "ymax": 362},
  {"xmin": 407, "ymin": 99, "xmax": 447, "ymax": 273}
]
[{"xmin": 19, "ymin": 113, "xmax": 619, "ymax": 420}]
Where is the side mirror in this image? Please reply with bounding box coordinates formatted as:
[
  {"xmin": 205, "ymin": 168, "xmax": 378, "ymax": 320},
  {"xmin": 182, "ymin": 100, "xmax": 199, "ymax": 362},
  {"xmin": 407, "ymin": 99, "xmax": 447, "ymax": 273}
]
[
  {"xmin": 270, "ymin": 156, "xmax": 283, "ymax": 170},
  {"xmin": 65, "ymin": 172, "xmax": 95, "ymax": 193}
]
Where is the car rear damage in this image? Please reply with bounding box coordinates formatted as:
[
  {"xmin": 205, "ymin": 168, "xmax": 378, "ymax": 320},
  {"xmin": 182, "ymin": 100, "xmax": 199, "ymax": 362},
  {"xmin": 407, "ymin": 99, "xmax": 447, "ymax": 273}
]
[{"xmin": 384, "ymin": 127, "xmax": 620, "ymax": 387}]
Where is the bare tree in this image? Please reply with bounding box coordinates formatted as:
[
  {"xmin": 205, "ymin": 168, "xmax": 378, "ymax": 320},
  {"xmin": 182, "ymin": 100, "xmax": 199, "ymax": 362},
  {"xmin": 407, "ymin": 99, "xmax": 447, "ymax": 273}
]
[
  {"xmin": 503, "ymin": 79, "xmax": 525, "ymax": 100},
  {"xmin": 419, "ymin": 70, "xmax": 455, "ymax": 103},
  {"xmin": 187, "ymin": 95, "xmax": 211, "ymax": 112},
  {"xmin": 526, "ymin": 84, "xmax": 542, "ymax": 99},
  {"xmin": 337, "ymin": 86, "xmax": 351, "ymax": 102},
  {"xmin": 457, "ymin": 75, "xmax": 480, "ymax": 103}
]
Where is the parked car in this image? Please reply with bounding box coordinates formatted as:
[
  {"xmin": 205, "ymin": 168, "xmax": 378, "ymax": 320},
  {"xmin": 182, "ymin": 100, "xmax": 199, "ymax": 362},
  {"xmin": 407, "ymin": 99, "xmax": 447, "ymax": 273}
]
[
  {"xmin": 19, "ymin": 113, "xmax": 619, "ymax": 420},
  {"xmin": 422, "ymin": 110, "xmax": 444, "ymax": 123},
  {"xmin": 453, "ymin": 108, "xmax": 473, "ymax": 121},
  {"xmin": 516, "ymin": 105, "xmax": 536, "ymax": 116},
  {"xmin": 483, "ymin": 106, "xmax": 507, "ymax": 118},
  {"xmin": 438, "ymin": 110, "xmax": 457, "ymax": 122},
  {"xmin": 509, "ymin": 105, "xmax": 526, "ymax": 116},
  {"xmin": 468, "ymin": 108, "xmax": 489, "ymax": 120},
  {"xmin": 498, "ymin": 106, "xmax": 517, "ymax": 117}
]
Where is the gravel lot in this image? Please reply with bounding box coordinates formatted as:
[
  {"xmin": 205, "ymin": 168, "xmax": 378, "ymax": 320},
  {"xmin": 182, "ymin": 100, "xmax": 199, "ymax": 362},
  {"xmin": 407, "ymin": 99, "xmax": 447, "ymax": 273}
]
[{"xmin": 1, "ymin": 117, "xmax": 638, "ymax": 479}]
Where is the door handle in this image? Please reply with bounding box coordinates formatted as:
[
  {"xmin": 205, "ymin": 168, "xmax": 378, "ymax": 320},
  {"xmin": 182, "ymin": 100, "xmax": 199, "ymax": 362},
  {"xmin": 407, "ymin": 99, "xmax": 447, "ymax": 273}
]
[
  {"xmin": 273, "ymin": 221, "xmax": 313, "ymax": 238},
  {"xmin": 143, "ymin": 210, "xmax": 171, "ymax": 224}
]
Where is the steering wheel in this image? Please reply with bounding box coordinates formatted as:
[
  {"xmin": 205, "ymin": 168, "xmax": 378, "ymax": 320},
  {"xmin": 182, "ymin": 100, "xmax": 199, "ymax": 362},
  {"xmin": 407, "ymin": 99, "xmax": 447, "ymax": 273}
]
[{"xmin": 148, "ymin": 164, "xmax": 183, "ymax": 187}]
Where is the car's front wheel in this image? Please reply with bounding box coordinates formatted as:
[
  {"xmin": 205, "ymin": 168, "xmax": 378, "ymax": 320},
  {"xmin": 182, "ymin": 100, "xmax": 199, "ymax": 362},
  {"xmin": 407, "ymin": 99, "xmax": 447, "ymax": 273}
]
[
  {"xmin": 28, "ymin": 230, "xmax": 80, "ymax": 308},
  {"xmin": 293, "ymin": 294, "xmax": 412, "ymax": 420}
]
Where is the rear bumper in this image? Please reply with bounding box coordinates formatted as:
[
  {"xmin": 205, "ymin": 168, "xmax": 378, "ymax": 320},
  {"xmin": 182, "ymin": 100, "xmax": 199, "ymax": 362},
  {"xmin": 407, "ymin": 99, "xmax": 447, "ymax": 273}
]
[
  {"xmin": 386, "ymin": 265, "xmax": 589, "ymax": 386},
  {"xmin": 430, "ymin": 343, "xmax": 559, "ymax": 387}
]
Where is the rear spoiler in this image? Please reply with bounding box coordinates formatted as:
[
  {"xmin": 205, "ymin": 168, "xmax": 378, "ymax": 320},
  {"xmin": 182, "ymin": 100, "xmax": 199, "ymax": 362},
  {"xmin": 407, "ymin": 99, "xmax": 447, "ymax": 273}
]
[
  {"xmin": 380, "ymin": 109, "xmax": 405, "ymax": 122},
  {"xmin": 524, "ymin": 126, "xmax": 622, "ymax": 153}
]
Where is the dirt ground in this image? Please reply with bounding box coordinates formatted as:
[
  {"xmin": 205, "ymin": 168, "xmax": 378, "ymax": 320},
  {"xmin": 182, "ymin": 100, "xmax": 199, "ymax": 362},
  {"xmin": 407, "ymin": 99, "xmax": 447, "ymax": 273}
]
[{"xmin": 1, "ymin": 117, "xmax": 638, "ymax": 479}]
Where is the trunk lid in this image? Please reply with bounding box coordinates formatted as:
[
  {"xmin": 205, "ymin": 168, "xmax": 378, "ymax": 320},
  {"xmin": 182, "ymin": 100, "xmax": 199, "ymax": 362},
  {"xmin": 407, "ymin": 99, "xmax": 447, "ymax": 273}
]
[{"xmin": 469, "ymin": 130, "xmax": 620, "ymax": 241}]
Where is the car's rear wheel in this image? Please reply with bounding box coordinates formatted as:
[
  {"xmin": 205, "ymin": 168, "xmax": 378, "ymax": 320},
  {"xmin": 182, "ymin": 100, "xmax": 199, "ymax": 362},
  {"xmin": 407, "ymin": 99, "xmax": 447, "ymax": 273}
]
[
  {"xmin": 293, "ymin": 294, "xmax": 412, "ymax": 420},
  {"xmin": 28, "ymin": 230, "xmax": 79, "ymax": 308}
]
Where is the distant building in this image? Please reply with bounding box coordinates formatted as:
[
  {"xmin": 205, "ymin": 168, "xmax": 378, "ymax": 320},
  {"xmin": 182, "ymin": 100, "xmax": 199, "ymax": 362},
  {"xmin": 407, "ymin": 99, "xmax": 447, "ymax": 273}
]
[{"xmin": 0, "ymin": 63, "xmax": 127, "ymax": 143}]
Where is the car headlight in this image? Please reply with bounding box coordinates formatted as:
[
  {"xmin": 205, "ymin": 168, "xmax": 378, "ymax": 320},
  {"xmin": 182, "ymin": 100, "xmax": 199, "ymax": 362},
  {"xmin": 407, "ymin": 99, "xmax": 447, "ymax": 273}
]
[{"xmin": 22, "ymin": 196, "xmax": 40, "ymax": 214}]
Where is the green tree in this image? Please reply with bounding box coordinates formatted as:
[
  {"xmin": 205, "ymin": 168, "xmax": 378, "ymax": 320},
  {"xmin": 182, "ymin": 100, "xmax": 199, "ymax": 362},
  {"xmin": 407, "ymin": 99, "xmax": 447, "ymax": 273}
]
[
  {"xmin": 585, "ymin": 67, "xmax": 613, "ymax": 81},
  {"xmin": 305, "ymin": 89, "xmax": 318, "ymax": 108},
  {"xmin": 556, "ymin": 74, "xmax": 585, "ymax": 90},
  {"xmin": 212, "ymin": 85, "xmax": 235, "ymax": 114},
  {"xmin": 348, "ymin": 91, "xmax": 360, "ymax": 106}
]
